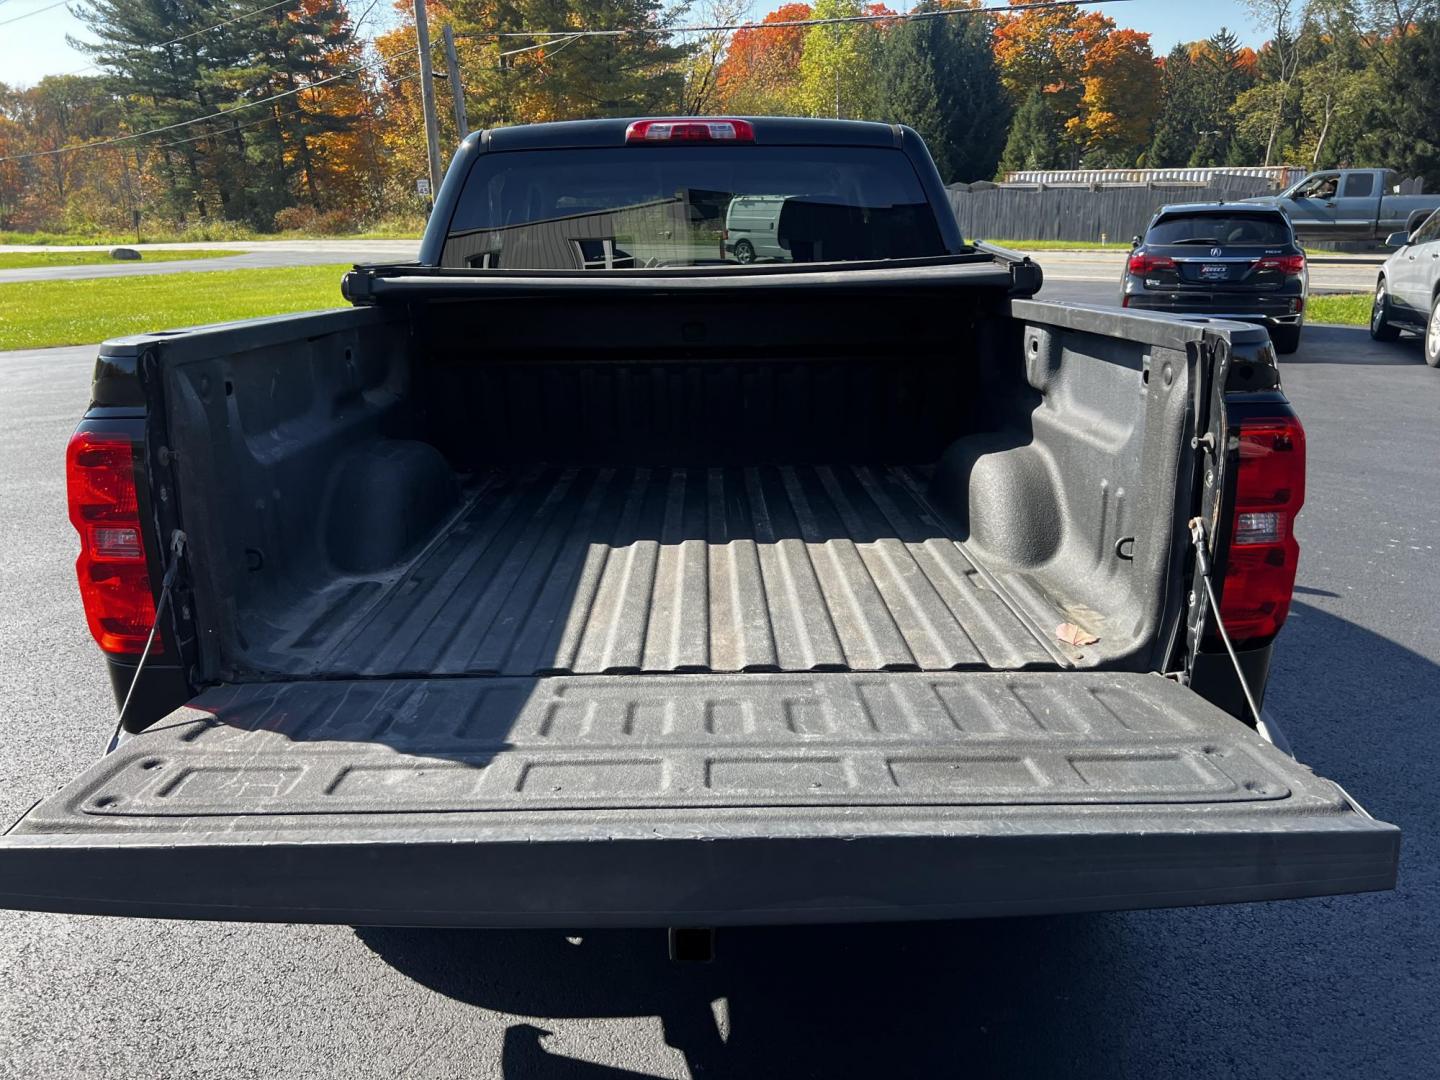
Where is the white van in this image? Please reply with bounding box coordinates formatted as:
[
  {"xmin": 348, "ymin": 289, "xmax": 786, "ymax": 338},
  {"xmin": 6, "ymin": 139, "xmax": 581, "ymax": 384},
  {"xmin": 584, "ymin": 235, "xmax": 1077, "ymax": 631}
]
[{"xmin": 723, "ymin": 194, "xmax": 792, "ymax": 263}]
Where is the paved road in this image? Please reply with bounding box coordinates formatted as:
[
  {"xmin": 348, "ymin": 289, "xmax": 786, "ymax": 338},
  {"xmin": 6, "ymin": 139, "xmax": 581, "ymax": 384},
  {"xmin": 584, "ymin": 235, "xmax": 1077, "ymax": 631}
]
[
  {"xmin": 0, "ymin": 287, "xmax": 1435, "ymax": 1078},
  {"xmin": 0, "ymin": 240, "xmax": 421, "ymax": 283}
]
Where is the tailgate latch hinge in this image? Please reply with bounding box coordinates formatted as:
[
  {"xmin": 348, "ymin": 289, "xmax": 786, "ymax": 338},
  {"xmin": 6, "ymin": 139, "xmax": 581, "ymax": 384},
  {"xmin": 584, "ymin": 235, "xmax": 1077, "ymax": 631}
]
[
  {"xmin": 108, "ymin": 530, "xmax": 188, "ymax": 750},
  {"xmin": 1188, "ymin": 518, "xmax": 1275, "ymax": 745}
]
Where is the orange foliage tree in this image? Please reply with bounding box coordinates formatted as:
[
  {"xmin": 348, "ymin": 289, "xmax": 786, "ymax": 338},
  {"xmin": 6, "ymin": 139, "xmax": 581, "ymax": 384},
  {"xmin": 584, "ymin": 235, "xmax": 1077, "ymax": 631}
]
[
  {"xmin": 994, "ymin": 0, "xmax": 1160, "ymax": 168},
  {"xmin": 1066, "ymin": 28, "xmax": 1161, "ymax": 165},
  {"xmin": 992, "ymin": 0, "xmax": 1113, "ymax": 100},
  {"xmin": 715, "ymin": 3, "xmax": 814, "ymax": 114}
]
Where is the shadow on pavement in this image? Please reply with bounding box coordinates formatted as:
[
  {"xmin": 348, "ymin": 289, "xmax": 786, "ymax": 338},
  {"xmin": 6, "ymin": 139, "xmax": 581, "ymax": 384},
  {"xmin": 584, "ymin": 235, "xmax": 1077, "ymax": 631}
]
[
  {"xmin": 359, "ymin": 913, "xmax": 1137, "ymax": 1078},
  {"xmin": 1285, "ymin": 323, "xmax": 1428, "ymax": 365},
  {"xmin": 357, "ymin": 602, "xmax": 1438, "ymax": 1080}
]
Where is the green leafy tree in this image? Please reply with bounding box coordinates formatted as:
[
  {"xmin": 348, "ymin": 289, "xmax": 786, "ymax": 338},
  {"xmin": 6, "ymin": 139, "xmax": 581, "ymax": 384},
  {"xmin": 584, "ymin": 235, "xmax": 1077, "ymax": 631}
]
[
  {"xmin": 798, "ymin": 0, "xmax": 886, "ymax": 119},
  {"xmin": 879, "ymin": 2, "xmax": 1010, "ymax": 181},
  {"xmin": 1242, "ymin": 0, "xmax": 1305, "ymax": 164}
]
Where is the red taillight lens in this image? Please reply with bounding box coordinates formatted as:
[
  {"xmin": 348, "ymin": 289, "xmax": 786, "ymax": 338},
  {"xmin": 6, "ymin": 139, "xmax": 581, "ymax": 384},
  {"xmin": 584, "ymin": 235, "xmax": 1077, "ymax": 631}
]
[
  {"xmin": 1218, "ymin": 416, "xmax": 1306, "ymax": 645},
  {"xmin": 1128, "ymin": 252, "xmax": 1176, "ymax": 275},
  {"xmin": 1256, "ymin": 254, "xmax": 1305, "ymax": 275},
  {"xmin": 67, "ymin": 430, "xmax": 160, "ymax": 655},
  {"xmin": 625, "ymin": 119, "xmax": 755, "ymax": 144}
]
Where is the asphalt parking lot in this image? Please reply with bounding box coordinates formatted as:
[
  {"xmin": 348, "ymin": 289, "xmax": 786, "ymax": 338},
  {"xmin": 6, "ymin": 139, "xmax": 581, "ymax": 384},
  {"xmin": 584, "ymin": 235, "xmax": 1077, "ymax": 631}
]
[{"xmin": 0, "ymin": 292, "xmax": 1435, "ymax": 1078}]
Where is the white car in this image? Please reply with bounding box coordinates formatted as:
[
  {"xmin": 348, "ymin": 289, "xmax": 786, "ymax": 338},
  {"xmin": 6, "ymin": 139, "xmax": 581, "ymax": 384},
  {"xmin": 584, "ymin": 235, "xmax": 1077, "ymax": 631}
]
[{"xmin": 1371, "ymin": 207, "xmax": 1440, "ymax": 366}]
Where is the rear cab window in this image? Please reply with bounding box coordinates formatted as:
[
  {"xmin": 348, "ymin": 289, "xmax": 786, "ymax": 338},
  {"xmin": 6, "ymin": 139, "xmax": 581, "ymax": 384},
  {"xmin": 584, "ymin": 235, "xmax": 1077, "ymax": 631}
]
[
  {"xmin": 440, "ymin": 145, "xmax": 948, "ymax": 270},
  {"xmin": 1342, "ymin": 172, "xmax": 1376, "ymax": 199},
  {"xmin": 1145, "ymin": 212, "xmax": 1295, "ymax": 247}
]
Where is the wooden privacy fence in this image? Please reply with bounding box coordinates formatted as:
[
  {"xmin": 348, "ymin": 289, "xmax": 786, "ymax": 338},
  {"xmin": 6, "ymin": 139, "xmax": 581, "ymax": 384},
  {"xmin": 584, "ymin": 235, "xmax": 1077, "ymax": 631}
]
[{"xmin": 948, "ymin": 176, "xmax": 1276, "ymax": 244}]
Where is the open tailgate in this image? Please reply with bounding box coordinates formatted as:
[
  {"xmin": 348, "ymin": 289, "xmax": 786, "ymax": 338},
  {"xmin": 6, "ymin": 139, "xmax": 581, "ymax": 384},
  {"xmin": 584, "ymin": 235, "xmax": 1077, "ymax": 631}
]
[{"xmin": 0, "ymin": 673, "xmax": 1397, "ymax": 926}]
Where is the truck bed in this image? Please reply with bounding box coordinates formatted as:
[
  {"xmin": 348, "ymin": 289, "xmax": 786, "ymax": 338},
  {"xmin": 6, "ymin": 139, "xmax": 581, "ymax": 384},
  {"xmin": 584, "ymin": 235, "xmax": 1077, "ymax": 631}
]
[{"xmin": 310, "ymin": 463, "xmax": 1063, "ymax": 678}]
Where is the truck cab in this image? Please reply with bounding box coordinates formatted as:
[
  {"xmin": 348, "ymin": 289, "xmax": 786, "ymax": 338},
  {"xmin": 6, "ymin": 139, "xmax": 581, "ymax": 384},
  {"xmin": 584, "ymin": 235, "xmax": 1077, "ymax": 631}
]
[{"xmin": 1245, "ymin": 167, "xmax": 1440, "ymax": 241}]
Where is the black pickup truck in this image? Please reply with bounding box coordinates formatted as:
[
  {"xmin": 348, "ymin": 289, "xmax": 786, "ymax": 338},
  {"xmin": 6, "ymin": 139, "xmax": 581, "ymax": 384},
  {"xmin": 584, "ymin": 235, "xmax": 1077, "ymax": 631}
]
[{"xmin": 0, "ymin": 118, "xmax": 1397, "ymax": 927}]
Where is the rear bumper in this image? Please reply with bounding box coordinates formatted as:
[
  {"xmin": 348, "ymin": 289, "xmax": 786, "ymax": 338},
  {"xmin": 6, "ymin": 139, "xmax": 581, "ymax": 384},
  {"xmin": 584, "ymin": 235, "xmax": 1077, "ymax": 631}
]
[
  {"xmin": 0, "ymin": 673, "xmax": 1398, "ymax": 926},
  {"xmin": 1124, "ymin": 294, "xmax": 1304, "ymax": 327}
]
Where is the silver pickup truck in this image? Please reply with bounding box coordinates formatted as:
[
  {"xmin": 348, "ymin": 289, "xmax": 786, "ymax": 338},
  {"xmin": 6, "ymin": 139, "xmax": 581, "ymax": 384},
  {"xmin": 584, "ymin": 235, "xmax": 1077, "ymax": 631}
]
[{"xmin": 1241, "ymin": 168, "xmax": 1440, "ymax": 242}]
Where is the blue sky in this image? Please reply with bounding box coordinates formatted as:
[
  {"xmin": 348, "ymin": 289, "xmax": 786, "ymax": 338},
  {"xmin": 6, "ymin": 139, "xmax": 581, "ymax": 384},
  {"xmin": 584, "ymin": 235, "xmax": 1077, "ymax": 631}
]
[{"xmin": 0, "ymin": 0, "xmax": 1260, "ymax": 90}]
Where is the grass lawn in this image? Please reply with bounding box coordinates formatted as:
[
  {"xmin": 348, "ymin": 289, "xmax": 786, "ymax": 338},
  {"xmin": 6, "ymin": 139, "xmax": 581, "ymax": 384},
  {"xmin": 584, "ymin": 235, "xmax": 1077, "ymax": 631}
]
[
  {"xmin": 0, "ymin": 264, "xmax": 351, "ymax": 351},
  {"xmin": 1307, "ymin": 293, "xmax": 1371, "ymax": 326},
  {"xmin": 0, "ymin": 249, "xmax": 243, "ymax": 270},
  {"xmin": 984, "ymin": 239, "xmax": 1133, "ymax": 251}
]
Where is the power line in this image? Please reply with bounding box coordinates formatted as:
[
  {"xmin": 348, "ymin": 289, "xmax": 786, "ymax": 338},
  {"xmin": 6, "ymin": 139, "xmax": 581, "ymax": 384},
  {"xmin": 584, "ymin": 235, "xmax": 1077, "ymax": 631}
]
[
  {"xmin": 0, "ymin": 56, "xmax": 394, "ymax": 162},
  {"xmin": 4, "ymin": 0, "xmax": 1136, "ymax": 161},
  {"xmin": 0, "ymin": 0, "xmax": 71, "ymax": 27},
  {"xmin": 490, "ymin": 0, "xmax": 1135, "ymax": 44},
  {"xmin": 146, "ymin": 72, "xmax": 415, "ymax": 151},
  {"xmin": 50, "ymin": 0, "xmax": 312, "ymax": 79},
  {"xmin": 152, "ymin": 0, "xmax": 300, "ymax": 48}
]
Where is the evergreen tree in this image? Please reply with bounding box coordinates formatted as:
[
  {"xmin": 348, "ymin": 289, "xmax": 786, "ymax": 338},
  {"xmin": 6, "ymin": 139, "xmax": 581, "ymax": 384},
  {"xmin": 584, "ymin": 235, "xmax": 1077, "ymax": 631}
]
[
  {"xmin": 73, "ymin": 0, "xmax": 365, "ymax": 227},
  {"xmin": 72, "ymin": 0, "xmax": 231, "ymax": 222},
  {"xmin": 997, "ymin": 87, "xmax": 1064, "ymax": 174},
  {"xmin": 1189, "ymin": 28, "xmax": 1252, "ymax": 166},
  {"xmin": 241, "ymin": 0, "xmax": 364, "ymax": 219},
  {"xmin": 879, "ymin": 2, "xmax": 1010, "ymax": 183},
  {"xmin": 1384, "ymin": 15, "xmax": 1440, "ymax": 187},
  {"xmin": 1147, "ymin": 45, "xmax": 1201, "ymax": 167}
]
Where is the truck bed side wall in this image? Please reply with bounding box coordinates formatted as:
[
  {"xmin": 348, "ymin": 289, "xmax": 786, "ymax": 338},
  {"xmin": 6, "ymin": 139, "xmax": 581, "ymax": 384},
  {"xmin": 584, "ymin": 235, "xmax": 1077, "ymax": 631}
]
[{"xmin": 156, "ymin": 294, "xmax": 1199, "ymax": 686}]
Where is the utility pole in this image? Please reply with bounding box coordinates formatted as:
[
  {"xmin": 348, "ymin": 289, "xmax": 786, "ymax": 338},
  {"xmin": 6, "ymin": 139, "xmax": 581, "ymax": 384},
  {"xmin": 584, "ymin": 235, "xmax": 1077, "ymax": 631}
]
[
  {"xmin": 442, "ymin": 23, "xmax": 469, "ymax": 143},
  {"xmin": 413, "ymin": 0, "xmax": 443, "ymax": 207}
]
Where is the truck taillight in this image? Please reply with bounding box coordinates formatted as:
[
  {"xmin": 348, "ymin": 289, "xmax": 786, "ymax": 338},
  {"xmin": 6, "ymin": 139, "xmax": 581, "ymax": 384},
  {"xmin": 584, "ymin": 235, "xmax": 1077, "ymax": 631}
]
[
  {"xmin": 66, "ymin": 430, "xmax": 160, "ymax": 655},
  {"xmin": 1218, "ymin": 415, "xmax": 1306, "ymax": 645}
]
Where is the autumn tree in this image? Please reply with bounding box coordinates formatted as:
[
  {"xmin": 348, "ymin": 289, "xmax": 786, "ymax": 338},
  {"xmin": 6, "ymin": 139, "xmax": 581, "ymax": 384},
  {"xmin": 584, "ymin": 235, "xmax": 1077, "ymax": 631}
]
[
  {"xmin": 680, "ymin": 0, "xmax": 752, "ymax": 115},
  {"xmin": 715, "ymin": 3, "xmax": 812, "ymax": 115},
  {"xmin": 72, "ymin": 0, "xmax": 373, "ymax": 228},
  {"xmin": 991, "ymin": 0, "xmax": 1116, "ymax": 95},
  {"xmin": 467, "ymin": 0, "xmax": 689, "ymax": 121},
  {"xmin": 242, "ymin": 0, "xmax": 371, "ymax": 220},
  {"xmin": 72, "ymin": 0, "xmax": 242, "ymax": 222},
  {"xmin": 993, "ymin": 0, "xmax": 1116, "ymax": 168},
  {"xmin": 879, "ymin": 1, "xmax": 1009, "ymax": 181},
  {"xmin": 1065, "ymin": 28, "xmax": 1159, "ymax": 166},
  {"xmin": 0, "ymin": 86, "xmax": 22, "ymax": 228}
]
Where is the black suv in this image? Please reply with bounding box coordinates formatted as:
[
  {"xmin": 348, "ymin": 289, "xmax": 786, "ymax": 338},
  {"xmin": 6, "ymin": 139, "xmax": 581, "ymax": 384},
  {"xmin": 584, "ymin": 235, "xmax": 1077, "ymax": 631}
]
[{"xmin": 1121, "ymin": 204, "xmax": 1309, "ymax": 354}]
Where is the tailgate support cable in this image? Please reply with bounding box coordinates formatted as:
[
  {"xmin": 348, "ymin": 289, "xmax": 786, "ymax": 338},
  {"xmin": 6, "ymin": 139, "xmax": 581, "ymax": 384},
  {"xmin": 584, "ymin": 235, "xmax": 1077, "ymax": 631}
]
[
  {"xmin": 1187, "ymin": 517, "xmax": 1274, "ymax": 745},
  {"xmin": 108, "ymin": 529, "xmax": 187, "ymax": 751}
]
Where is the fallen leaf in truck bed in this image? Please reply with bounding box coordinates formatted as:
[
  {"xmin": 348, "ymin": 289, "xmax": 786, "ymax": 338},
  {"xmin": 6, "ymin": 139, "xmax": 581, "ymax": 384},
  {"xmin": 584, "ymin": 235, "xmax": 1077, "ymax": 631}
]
[{"xmin": 1056, "ymin": 623, "xmax": 1100, "ymax": 648}]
